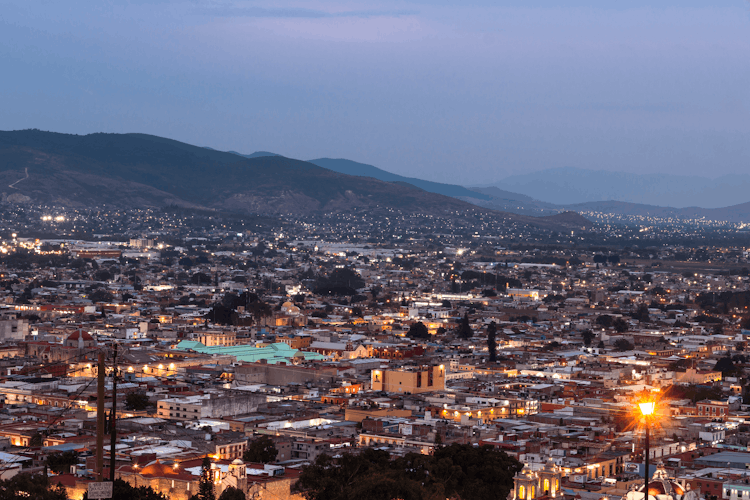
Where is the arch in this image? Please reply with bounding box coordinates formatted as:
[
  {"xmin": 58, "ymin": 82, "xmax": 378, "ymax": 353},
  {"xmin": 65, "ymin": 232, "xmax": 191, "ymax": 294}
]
[{"xmin": 519, "ymin": 485, "xmax": 525, "ymax": 500}]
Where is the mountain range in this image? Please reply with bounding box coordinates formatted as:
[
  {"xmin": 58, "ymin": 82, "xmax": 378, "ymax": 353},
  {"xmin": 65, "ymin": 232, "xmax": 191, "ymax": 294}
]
[
  {"xmin": 261, "ymin": 158, "xmax": 750, "ymax": 224},
  {"xmin": 489, "ymin": 167, "xmax": 750, "ymax": 209},
  {"xmin": 4, "ymin": 129, "xmax": 746, "ymax": 226},
  {"xmin": 0, "ymin": 130, "xmax": 588, "ymax": 229}
]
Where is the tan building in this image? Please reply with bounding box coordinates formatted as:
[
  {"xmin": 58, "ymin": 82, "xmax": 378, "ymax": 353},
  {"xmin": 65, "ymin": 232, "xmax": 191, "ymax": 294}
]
[
  {"xmin": 371, "ymin": 365, "xmax": 445, "ymax": 394},
  {"xmin": 674, "ymin": 368, "xmax": 721, "ymax": 385},
  {"xmin": 276, "ymin": 334, "xmax": 312, "ymax": 349},
  {"xmin": 196, "ymin": 331, "xmax": 237, "ymax": 347}
]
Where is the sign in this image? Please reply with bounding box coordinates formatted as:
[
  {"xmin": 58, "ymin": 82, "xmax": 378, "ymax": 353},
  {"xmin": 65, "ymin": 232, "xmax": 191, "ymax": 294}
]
[{"xmin": 87, "ymin": 482, "xmax": 113, "ymax": 499}]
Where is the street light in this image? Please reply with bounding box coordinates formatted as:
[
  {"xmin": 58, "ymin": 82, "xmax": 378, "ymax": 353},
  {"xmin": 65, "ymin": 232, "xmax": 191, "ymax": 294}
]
[{"xmin": 639, "ymin": 401, "xmax": 656, "ymax": 496}]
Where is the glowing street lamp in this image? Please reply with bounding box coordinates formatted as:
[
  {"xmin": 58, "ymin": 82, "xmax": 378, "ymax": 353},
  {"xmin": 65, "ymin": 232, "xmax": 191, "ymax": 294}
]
[{"xmin": 639, "ymin": 401, "xmax": 656, "ymax": 492}]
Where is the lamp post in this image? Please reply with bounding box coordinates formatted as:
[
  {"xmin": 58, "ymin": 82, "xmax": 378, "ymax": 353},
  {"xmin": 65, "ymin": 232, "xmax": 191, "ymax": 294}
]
[{"xmin": 639, "ymin": 401, "xmax": 656, "ymax": 496}]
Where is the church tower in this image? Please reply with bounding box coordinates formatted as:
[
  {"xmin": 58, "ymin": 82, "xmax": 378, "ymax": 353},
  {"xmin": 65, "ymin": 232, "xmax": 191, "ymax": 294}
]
[{"xmin": 538, "ymin": 459, "xmax": 562, "ymax": 498}]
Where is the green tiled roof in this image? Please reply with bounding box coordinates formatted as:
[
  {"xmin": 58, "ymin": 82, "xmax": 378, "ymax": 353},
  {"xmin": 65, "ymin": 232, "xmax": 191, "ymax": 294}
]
[{"xmin": 174, "ymin": 341, "xmax": 326, "ymax": 364}]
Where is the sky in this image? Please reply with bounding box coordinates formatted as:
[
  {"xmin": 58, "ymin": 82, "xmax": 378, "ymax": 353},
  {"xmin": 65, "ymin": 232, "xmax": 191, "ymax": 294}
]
[{"xmin": 1, "ymin": 0, "xmax": 749, "ymax": 185}]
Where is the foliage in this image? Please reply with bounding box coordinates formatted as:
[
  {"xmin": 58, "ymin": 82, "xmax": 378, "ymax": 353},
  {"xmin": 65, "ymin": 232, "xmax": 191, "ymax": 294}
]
[
  {"xmin": 487, "ymin": 321, "xmax": 497, "ymax": 362},
  {"xmin": 314, "ymin": 267, "xmax": 365, "ymax": 296},
  {"xmin": 581, "ymin": 329, "xmax": 595, "ymax": 346},
  {"xmin": 0, "ymin": 473, "xmax": 68, "ymax": 500},
  {"xmin": 217, "ymin": 487, "xmax": 246, "ymax": 500},
  {"xmin": 596, "ymin": 315, "xmax": 613, "ymax": 328},
  {"xmin": 82, "ymin": 479, "xmax": 168, "ymax": 500},
  {"xmin": 294, "ymin": 444, "xmax": 522, "ymax": 500},
  {"xmin": 633, "ymin": 303, "xmax": 650, "ymax": 323},
  {"xmin": 613, "ymin": 339, "xmax": 634, "ymax": 351},
  {"xmin": 30, "ymin": 432, "xmax": 43, "ymax": 447},
  {"xmin": 47, "ymin": 450, "xmax": 79, "ymax": 474},
  {"xmin": 542, "ymin": 341, "xmax": 561, "ymax": 351},
  {"xmin": 407, "ymin": 322, "xmax": 430, "ymax": 340},
  {"xmin": 89, "ymin": 288, "xmax": 114, "ymax": 303},
  {"xmin": 668, "ymin": 384, "xmax": 724, "ymax": 403},
  {"xmin": 242, "ymin": 435, "xmax": 279, "ymax": 464},
  {"xmin": 125, "ymin": 391, "xmax": 151, "ymax": 411},
  {"xmin": 457, "ymin": 313, "xmax": 472, "ymax": 339},
  {"xmin": 713, "ymin": 356, "xmax": 738, "ymax": 376},
  {"xmin": 188, "ymin": 457, "xmax": 216, "ymax": 500},
  {"xmin": 613, "ymin": 317, "xmax": 629, "ymax": 333}
]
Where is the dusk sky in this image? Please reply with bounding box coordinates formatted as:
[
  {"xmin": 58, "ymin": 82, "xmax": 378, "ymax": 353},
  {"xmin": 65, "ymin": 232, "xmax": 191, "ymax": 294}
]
[{"xmin": 2, "ymin": 0, "xmax": 749, "ymax": 185}]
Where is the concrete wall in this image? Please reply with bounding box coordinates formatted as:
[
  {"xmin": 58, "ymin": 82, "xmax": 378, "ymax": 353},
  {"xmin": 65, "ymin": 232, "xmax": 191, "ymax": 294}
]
[
  {"xmin": 0, "ymin": 319, "xmax": 28, "ymax": 341},
  {"xmin": 205, "ymin": 391, "xmax": 266, "ymax": 418},
  {"xmin": 235, "ymin": 363, "xmax": 337, "ymax": 386}
]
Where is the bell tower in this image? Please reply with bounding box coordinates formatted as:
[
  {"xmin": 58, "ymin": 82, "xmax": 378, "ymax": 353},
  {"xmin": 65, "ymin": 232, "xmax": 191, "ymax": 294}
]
[
  {"xmin": 514, "ymin": 467, "xmax": 538, "ymax": 500},
  {"xmin": 538, "ymin": 459, "xmax": 562, "ymax": 498}
]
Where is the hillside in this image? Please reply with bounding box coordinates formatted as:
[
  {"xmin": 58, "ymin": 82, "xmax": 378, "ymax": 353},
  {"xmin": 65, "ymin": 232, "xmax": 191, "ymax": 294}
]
[
  {"xmin": 0, "ymin": 130, "xmax": 589, "ymax": 229},
  {"xmin": 308, "ymin": 158, "xmax": 492, "ymax": 201}
]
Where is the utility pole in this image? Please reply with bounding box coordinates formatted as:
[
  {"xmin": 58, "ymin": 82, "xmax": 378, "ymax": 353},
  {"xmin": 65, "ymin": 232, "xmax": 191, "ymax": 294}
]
[
  {"xmin": 96, "ymin": 350, "xmax": 105, "ymax": 481},
  {"xmin": 110, "ymin": 343, "xmax": 118, "ymax": 482}
]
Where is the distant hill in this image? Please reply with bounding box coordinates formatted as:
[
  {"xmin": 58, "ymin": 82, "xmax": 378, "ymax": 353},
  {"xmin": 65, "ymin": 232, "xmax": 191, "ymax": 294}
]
[
  {"xmin": 465, "ymin": 190, "xmax": 750, "ymax": 224},
  {"xmin": 566, "ymin": 200, "xmax": 750, "ymax": 224},
  {"xmin": 308, "ymin": 158, "xmax": 492, "ymax": 201},
  {"xmin": 0, "ymin": 130, "xmax": 588, "ymax": 229},
  {"xmin": 468, "ymin": 186, "xmax": 534, "ymax": 202},
  {"xmin": 492, "ymin": 166, "xmax": 750, "ymax": 208},
  {"xmin": 230, "ymin": 151, "xmax": 279, "ymax": 159}
]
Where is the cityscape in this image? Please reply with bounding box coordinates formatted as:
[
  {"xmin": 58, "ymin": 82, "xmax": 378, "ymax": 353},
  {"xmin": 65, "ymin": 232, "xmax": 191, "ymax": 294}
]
[
  {"xmin": 0, "ymin": 202, "xmax": 749, "ymax": 500},
  {"xmin": 3, "ymin": 0, "xmax": 750, "ymax": 499}
]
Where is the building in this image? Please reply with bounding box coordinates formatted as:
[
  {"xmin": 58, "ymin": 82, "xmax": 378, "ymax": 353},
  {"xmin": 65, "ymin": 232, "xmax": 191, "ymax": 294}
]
[
  {"xmin": 64, "ymin": 329, "xmax": 97, "ymax": 350},
  {"xmin": 157, "ymin": 392, "xmax": 265, "ymax": 421},
  {"xmin": 196, "ymin": 331, "xmax": 237, "ymax": 347},
  {"xmin": 512, "ymin": 459, "xmax": 563, "ymax": 500},
  {"xmin": 0, "ymin": 318, "xmax": 28, "ymax": 341},
  {"xmin": 675, "ymin": 368, "xmax": 722, "ymax": 385},
  {"xmin": 235, "ymin": 363, "xmax": 337, "ymax": 386},
  {"xmin": 697, "ymin": 400, "xmax": 731, "ymax": 418},
  {"xmin": 371, "ymin": 365, "xmax": 445, "ymax": 394}
]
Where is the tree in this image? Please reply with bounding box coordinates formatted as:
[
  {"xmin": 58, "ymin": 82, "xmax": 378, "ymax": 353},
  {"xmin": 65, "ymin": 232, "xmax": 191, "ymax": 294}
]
[
  {"xmin": 125, "ymin": 391, "xmax": 151, "ymax": 411},
  {"xmin": 218, "ymin": 487, "xmax": 246, "ymax": 500},
  {"xmin": 714, "ymin": 356, "xmax": 737, "ymax": 376},
  {"xmin": 613, "ymin": 317, "xmax": 628, "ymax": 333},
  {"xmin": 596, "ymin": 315, "xmax": 613, "ymax": 328},
  {"xmin": 407, "ymin": 322, "xmax": 430, "ymax": 340},
  {"xmin": 294, "ymin": 444, "xmax": 522, "ymax": 500},
  {"xmin": 47, "ymin": 450, "xmax": 79, "ymax": 474},
  {"xmin": 458, "ymin": 313, "xmax": 472, "ymax": 339},
  {"xmin": 243, "ymin": 435, "xmax": 278, "ymax": 464},
  {"xmin": 541, "ymin": 341, "xmax": 561, "ymax": 352},
  {"xmin": 487, "ymin": 321, "xmax": 497, "ymax": 362},
  {"xmin": 82, "ymin": 479, "xmax": 168, "ymax": 500},
  {"xmin": 189, "ymin": 456, "xmax": 215, "ymax": 500},
  {"xmin": 89, "ymin": 288, "xmax": 114, "ymax": 303},
  {"xmin": 0, "ymin": 473, "xmax": 67, "ymax": 500},
  {"xmin": 634, "ymin": 303, "xmax": 650, "ymax": 323},
  {"xmin": 30, "ymin": 432, "xmax": 43, "ymax": 447},
  {"xmin": 614, "ymin": 339, "xmax": 634, "ymax": 351},
  {"xmin": 581, "ymin": 329, "xmax": 595, "ymax": 346}
]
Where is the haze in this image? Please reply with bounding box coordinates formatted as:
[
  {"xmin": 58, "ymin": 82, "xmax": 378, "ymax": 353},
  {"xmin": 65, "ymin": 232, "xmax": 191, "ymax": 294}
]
[{"xmin": 2, "ymin": 0, "xmax": 749, "ymax": 185}]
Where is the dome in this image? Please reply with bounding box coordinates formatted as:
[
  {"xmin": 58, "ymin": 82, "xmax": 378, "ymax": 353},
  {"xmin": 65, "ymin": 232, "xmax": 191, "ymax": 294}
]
[
  {"xmin": 647, "ymin": 481, "xmax": 668, "ymax": 496},
  {"xmin": 232, "ymin": 459, "xmax": 244, "ymax": 465},
  {"xmin": 640, "ymin": 479, "xmax": 686, "ymax": 500}
]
